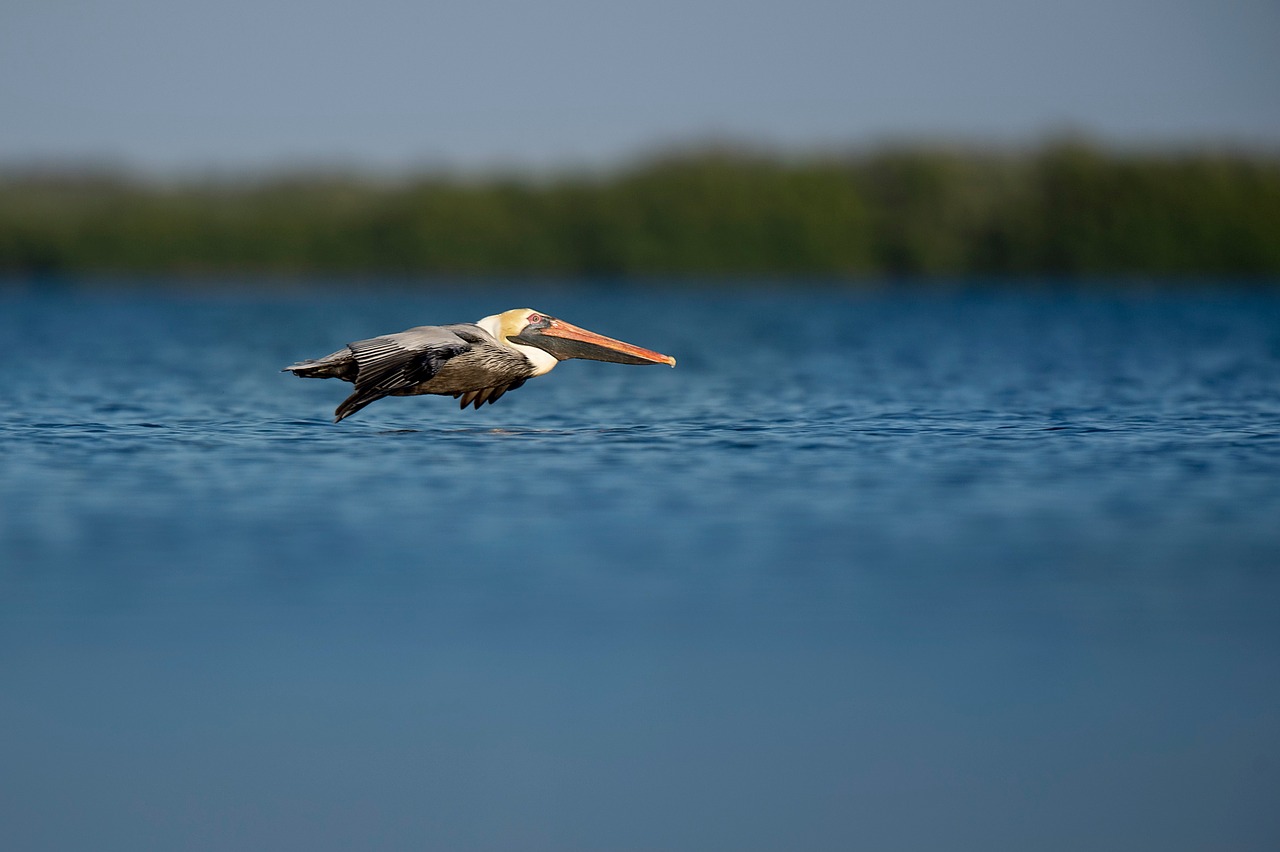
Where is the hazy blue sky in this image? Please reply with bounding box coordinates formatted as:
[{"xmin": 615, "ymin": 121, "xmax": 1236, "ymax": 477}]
[{"xmin": 2, "ymin": 0, "xmax": 1277, "ymax": 172}]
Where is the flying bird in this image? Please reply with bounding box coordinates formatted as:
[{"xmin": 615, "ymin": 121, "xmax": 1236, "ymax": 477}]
[{"xmin": 284, "ymin": 308, "xmax": 676, "ymax": 422}]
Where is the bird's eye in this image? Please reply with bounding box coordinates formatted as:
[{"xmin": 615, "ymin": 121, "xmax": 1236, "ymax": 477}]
[{"xmin": 527, "ymin": 313, "xmax": 543, "ymax": 324}]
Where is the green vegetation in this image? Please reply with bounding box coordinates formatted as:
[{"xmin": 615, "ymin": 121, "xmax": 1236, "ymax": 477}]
[{"xmin": 3, "ymin": 142, "xmax": 1279, "ymax": 279}]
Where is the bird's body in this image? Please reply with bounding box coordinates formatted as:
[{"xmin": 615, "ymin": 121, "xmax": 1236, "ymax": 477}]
[{"xmin": 283, "ymin": 308, "xmax": 675, "ymax": 422}]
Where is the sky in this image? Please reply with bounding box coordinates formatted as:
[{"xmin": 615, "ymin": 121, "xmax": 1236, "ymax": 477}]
[{"xmin": 1, "ymin": 0, "xmax": 1278, "ymax": 173}]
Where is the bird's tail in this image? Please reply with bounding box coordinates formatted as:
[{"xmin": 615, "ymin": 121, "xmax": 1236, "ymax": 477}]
[
  {"xmin": 281, "ymin": 348, "xmax": 357, "ymax": 381},
  {"xmin": 282, "ymin": 360, "xmax": 333, "ymax": 379}
]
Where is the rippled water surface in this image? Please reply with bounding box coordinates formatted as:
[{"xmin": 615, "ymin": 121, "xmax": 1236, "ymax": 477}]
[{"xmin": 3, "ymin": 283, "xmax": 1280, "ymax": 851}]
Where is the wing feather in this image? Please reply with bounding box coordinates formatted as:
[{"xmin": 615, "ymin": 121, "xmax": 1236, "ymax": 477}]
[
  {"xmin": 333, "ymin": 328, "xmax": 470, "ymax": 422},
  {"xmin": 454, "ymin": 379, "xmax": 527, "ymax": 410}
]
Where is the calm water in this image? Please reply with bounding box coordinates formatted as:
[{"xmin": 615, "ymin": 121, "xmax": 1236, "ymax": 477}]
[{"xmin": 2, "ymin": 282, "xmax": 1279, "ymax": 851}]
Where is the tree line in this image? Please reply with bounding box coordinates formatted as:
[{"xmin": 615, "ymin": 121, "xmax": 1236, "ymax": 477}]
[{"xmin": 3, "ymin": 142, "xmax": 1278, "ymax": 279}]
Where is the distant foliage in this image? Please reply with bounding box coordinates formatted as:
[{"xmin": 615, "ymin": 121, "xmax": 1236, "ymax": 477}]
[{"xmin": 2, "ymin": 143, "xmax": 1279, "ymax": 278}]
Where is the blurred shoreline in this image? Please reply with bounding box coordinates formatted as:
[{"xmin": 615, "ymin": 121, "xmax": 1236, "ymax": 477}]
[{"xmin": 4, "ymin": 141, "xmax": 1279, "ymax": 283}]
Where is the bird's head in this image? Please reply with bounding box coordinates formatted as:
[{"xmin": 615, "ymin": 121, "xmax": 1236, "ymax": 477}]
[{"xmin": 484, "ymin": 308, "xmax": 676, "ymax": 374}]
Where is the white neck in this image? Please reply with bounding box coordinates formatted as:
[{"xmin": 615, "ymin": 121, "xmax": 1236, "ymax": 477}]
[
  {"xmin": 475, "ymin": 313, "xmax": 559, "ymax": 377},
  {"xmin": 509, "ymin": 342, "xmax": 559, "ymax": 376}
]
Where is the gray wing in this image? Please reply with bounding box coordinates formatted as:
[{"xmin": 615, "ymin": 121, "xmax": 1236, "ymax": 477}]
[{"xmin": 333, "ymin": 325, "xmax": 473, "ymax": 422}]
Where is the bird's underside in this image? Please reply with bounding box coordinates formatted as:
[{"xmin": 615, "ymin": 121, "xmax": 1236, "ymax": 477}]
[{"xmin": 284, "ymin": 323, "xmax": 534, "ymax": 422}]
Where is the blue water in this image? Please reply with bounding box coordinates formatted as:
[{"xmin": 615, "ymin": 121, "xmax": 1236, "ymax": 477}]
[{"xmin": 3, "ymin": 282, "xmax": 1279, "ymax": 851}]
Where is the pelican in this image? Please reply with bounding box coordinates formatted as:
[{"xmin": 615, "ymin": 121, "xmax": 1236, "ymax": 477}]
[{"xmin": 284, "ymin": 308, "xmax": 676, "ymax": 422}]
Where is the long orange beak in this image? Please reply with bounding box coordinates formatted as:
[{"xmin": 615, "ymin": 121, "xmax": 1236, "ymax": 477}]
[{"xmin": 536, "ymin": 318, "xmax": 677, "ymax": 366}]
